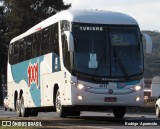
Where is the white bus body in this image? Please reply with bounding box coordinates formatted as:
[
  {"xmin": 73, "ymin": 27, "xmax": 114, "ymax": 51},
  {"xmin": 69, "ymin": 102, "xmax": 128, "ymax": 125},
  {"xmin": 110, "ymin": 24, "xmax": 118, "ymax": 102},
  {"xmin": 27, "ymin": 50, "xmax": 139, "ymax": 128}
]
[{"xmin": 7, "ymin": 9, "xmax": 149, "ymax": 118}]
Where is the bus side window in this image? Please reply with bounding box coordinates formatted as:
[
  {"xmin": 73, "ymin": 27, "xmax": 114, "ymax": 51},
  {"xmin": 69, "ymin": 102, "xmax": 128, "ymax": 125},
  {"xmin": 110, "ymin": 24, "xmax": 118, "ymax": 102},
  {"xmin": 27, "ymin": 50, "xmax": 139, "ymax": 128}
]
[
  {"xmin": 26, "ymin": 35, "xmax": 32, "ymax": 60},
  {"xmin": 19, "ymin": 39, "xmax": 26, "ymax": 62},
  {"xmin": 41, "ymin": 27, "xmax": 49, "ymax": 55},
  {"xmin": 32, "ymin": 32, "xmax": 41, "ymax": 58},
  {"xmin": 62, "ymin": 34, "xmax": 71, "ymax": 72},
  {"xmin": 9, "ymin": 44, "xmax": 13, "ymax": 65},
  {"xmin": 60, "ymin": 20, "xmax": 70, "ymax": 32},
  {"xmin": 51, "ymin": 23, "xmax": 59, "ymax": 56},
  {"xmin": 13, "ymin": 42, "xmax": 19, "ymax": 64},
  {"xmin": 61, "ymin": 20, "xmax": 71, "ymax": 71}
]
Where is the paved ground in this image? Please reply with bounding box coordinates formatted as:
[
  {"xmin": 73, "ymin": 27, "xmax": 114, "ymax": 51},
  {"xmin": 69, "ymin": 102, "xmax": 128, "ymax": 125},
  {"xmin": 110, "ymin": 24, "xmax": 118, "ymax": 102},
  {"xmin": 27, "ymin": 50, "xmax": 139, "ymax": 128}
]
[{"xmin": 0, "ymin": 106, "xmax": 160, "ymax": 129}]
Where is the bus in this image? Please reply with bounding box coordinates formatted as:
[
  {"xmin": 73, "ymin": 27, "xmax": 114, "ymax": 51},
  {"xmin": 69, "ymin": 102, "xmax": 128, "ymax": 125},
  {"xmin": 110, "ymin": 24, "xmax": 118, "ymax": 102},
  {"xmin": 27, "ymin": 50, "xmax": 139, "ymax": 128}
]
[{"xmin": 7, "ymin": 9, "xmax": 151, "ymax": 118}]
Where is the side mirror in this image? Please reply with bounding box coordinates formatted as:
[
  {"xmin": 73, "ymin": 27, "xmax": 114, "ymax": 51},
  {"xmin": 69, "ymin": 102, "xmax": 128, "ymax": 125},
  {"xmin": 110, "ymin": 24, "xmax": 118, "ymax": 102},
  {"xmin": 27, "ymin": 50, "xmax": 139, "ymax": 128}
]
[
  {"xmin": 142, "ymin": 33, "xmax": 152, "ymax": 54},
  {"xmin": 63, "ymin": 31, "xmax": 74, "ymax": 52}
]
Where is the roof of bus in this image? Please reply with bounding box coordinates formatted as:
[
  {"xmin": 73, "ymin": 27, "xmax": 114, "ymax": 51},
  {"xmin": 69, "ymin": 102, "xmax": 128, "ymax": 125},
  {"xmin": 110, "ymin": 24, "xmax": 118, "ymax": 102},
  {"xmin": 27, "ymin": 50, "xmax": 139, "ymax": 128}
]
[{"xmin": 10, "ymin": 9, "xmax": 138, "ymax": 44}]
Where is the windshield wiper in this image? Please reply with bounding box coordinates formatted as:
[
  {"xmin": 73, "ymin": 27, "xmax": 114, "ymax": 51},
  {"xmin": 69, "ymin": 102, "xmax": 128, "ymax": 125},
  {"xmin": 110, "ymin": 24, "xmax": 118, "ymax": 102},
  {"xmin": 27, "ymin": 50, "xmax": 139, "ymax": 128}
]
[{"xmin": 113, "ymin": 47, "xmax": 129, "ymax": 81}]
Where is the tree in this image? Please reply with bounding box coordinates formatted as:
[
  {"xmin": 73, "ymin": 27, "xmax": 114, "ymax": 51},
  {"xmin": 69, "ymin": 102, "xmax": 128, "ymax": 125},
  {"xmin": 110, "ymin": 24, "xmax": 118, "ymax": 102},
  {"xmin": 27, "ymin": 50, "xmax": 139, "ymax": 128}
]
[
  {"xmin": 3, "ymin": 0, "xmax": 71, "ymax": 40},
  {"xmin": 0, "ymin": 5, "xmax": 7, "ymax": 105}
]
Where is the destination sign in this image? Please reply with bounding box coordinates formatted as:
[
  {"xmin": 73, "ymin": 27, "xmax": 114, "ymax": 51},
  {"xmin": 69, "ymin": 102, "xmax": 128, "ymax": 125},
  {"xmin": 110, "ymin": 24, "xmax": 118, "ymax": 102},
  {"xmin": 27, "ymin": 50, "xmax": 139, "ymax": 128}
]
[{"xmin": 79, "ymin": 26, "xmax": 103, "ymax": 31}]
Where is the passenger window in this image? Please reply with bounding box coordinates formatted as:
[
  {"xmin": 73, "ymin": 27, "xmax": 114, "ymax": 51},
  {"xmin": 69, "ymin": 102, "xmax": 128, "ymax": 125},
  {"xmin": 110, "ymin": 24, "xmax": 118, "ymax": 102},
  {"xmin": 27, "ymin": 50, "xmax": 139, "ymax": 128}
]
[
  {"xmin": 9, "ymin": 44, "xmax": 13, "ymax": 64},
  {"xmin": 13, "ymin": 42, "xmax": 19, "ymax": 64},
  {"xmin": 41, "ymin": 28, "xmax": 49, "ymax": 55},
  {"xmin": 51, "ymin": 23, "xmax": 59, "ymax": 56},
  {"xmin": 26, "ymin": 35, "xmax": 32, "ymax": 60},
  {"xmin": 32, "ymin": 32, "xmax": 41, "ymax": 58},
  {"xmin": 62, "ymin": 34, "xmax": 71, "ymax": 72},
  {"xmin": 19, "ymin": 39, "xmax": 26, "ymax": 62}
]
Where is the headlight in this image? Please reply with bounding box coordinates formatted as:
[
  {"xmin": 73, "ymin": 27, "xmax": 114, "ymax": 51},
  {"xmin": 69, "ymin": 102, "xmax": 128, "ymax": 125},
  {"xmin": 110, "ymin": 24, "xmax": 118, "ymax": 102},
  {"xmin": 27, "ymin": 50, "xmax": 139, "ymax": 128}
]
[
  {"xmin": 135, "ymin": 85, "xmax": 142, "ymax": 91},
  {"xmin": 77, "ymin": 84, "xmax": 91, "ymax": 90},
  {"xmin": 130, "ymin": 85, "xmax": 142, "ymax": 91},
  {"xmin": 71, "ymin": 81, "xmax": 92, "ymax": 90},
  {"xmin": 78, "ymin": 84, "xmax": 85, "ymax": 90}
]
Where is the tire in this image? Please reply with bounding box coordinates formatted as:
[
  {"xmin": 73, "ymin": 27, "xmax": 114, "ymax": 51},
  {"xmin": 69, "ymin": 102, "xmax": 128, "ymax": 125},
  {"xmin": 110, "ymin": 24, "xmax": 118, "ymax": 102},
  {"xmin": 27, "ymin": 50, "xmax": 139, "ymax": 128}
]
[
  {"xmin": 16, "ymin": 99, "xmax": 21, "ymax": 117},
  {"xmin": 55, "ymin": 89, "xmax": 67, "ymax": 117},
  {"xmin": 4, "ymin": 106, "xmax": 7, "ymax": 111},
  {"xmin": 156, "ymin": 106, "xmax": 160, "ymax": 118},
  {"xmin": 20, "ymin": 95, "xmax": 29, "ymax": 117},
  {"xmin": 113, "ymin": 106, "xmax": 126, "ymax": 119}
]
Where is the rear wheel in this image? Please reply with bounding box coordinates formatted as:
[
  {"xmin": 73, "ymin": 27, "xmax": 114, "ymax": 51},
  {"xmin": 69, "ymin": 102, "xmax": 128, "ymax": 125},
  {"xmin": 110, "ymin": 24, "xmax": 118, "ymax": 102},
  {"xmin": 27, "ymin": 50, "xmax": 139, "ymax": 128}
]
[
  {"xmin": 55, "ymin": 89, "xmax": 67, "ymax": 117},
  {"xmin": 4, "ymin": 106, "xmax": 7, "ymax": 111},
  {"xmin": 156, "ymin": 106, "xmax": 160, "ymax": 118},
  {"xmin": 113, "ymin": 106, "xmax": 126, "ymax": 119},
  {"xmin": 16, "ymin": 99, "xmax": 21, "ymax": 117},
  {"xmin": 20, "ymin": 95, "xmax": 29, "ymax": 117}
]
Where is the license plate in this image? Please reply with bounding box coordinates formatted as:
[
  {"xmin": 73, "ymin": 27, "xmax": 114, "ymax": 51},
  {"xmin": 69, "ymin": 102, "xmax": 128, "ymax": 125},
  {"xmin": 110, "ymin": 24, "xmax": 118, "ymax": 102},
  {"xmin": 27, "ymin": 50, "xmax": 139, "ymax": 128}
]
[{"xmin": 104, "ymin": 97, "xmax": 117, "ymax": 102}]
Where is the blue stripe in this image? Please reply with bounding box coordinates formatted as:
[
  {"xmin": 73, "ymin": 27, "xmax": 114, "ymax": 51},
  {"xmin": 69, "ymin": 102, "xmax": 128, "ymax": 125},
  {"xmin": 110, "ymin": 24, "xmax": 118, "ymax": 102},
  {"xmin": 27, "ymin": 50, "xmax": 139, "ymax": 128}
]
[{"xmin": 11, "ymin": 56, "xmax": 44, "ymax": 107}]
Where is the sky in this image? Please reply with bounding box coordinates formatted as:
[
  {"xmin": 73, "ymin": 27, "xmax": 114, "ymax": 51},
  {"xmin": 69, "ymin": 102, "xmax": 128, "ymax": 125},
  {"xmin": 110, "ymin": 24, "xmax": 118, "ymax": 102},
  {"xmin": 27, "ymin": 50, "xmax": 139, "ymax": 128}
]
[{"xmin": 64, "ymin": 0, "xmax": 160, "ymax": 31}]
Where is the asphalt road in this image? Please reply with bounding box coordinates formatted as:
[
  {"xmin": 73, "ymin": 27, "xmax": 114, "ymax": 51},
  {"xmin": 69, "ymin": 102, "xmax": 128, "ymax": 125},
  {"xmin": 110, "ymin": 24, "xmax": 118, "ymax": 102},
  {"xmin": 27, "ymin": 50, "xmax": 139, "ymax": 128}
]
[{"xmin": 0, "ymin": 107, "xmax": 160, "ymax": 129}]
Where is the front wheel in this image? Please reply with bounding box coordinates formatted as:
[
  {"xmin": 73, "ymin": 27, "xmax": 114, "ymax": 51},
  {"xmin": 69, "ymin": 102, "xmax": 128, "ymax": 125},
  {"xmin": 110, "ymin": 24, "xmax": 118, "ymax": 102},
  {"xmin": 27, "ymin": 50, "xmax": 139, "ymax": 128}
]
[
  {"xmin": 156, "ymin": 106, "xmax": 160, "ymax": 118},
  {"xmin": 55, "ymin": 90, "xmax": 67, "ymax": 117},
  {"xmin": 113, "ymin": 106, "xmax": 126, "ymax": 119}
]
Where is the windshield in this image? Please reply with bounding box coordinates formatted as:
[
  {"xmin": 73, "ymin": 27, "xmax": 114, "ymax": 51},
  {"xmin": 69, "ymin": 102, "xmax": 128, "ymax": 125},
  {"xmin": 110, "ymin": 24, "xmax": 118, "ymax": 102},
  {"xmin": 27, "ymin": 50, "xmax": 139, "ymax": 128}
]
[{"xmin": 72, "ymin": 23, "xmax": 143, "ymax": 80}]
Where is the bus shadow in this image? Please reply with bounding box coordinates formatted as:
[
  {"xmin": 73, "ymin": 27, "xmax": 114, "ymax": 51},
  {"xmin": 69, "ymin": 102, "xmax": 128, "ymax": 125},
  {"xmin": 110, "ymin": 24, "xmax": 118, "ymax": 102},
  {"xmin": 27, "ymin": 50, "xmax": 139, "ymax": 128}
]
[{"xmin": 66, "ymin": 115, "xmax": 160, "ymax": 125}]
